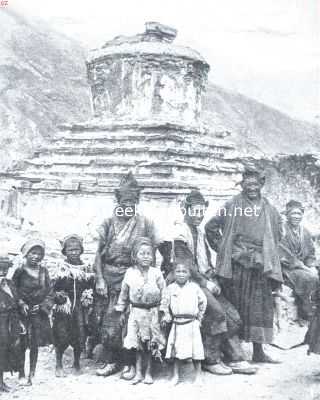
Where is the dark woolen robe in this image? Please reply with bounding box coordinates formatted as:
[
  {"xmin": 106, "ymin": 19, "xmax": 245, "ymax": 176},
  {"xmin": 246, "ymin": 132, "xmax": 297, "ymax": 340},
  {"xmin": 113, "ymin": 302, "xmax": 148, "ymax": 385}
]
[
  {"xmin": 0, "ymin": 280, "xmax": 24, "ymax": 372},
  {"xmin": 12, "ymin": 266, "xmax": 54, "ymax": 348},
  {"xmin": 94, "ymin": 214, "xmax": 157, "ymax": 363},
  {"xmin": 206, "ymin": 194, "xmax": 283, "ymax": 344},
  {"xmin": 280, "ymin": 223, "xmax": 318, "ymax": 319}
]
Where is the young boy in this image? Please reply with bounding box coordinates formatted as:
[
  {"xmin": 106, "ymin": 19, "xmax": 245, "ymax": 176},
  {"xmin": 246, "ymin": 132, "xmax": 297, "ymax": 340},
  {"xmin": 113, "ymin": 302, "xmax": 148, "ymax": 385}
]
[{"xmin": 161, "ymin": 253, "xmax": 207, "ymax": 385}]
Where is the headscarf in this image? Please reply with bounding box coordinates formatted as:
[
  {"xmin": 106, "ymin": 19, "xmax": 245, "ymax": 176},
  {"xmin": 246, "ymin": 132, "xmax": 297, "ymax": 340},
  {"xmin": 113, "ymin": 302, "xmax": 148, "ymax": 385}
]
[
  {"xmin": 131, "ymin": 237, "xmax": 154, "ymax": 264},
  {"xmin": 21, "ymin": 239, "xmax": 45, "ymax": 257},
  {"xmin": 284, "ymin": 200, "xmax": 304, "ymax": 216},
  {"xmin": 115, "ymin": 171, "xmax": 141, "ymax": 203},
  {"xmin": 61, "ymin": 234, "xmax": 84, "ymax": 256}
]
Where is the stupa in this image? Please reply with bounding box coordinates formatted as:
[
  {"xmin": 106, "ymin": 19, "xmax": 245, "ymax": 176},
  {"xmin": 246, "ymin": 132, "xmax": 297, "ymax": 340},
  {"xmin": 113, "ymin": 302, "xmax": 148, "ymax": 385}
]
[{"xmin": 0, "ymin": 22, "xmax": 242, "ymax": 237}]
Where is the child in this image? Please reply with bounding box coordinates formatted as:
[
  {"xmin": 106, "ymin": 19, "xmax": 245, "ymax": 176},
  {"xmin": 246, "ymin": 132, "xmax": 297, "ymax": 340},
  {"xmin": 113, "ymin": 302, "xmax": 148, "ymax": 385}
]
[
  {"xmin": 0, "ymin": 256, "xmax": 24, "ymax": 392},
  {"xmin": 10, "ymin": 239, "xmax": 54, "ymax": 386},
  {"xmin": 160, "ymin": 256, "xmax": 207, "ymax": 385},
  {"xmin": 115, "ymin": 237, "xmax": 166, "ymax": 385},
  {"xmin": 51, "ymin": 235, "xmax": 94, "ymax": 377}
]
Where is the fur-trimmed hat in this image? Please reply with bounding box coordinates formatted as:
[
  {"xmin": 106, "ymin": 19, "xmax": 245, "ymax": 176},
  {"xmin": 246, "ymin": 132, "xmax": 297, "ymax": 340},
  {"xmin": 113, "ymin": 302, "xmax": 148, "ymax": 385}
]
[
  {"xmin": 184, "ymin": 190, "xmax": 209, "ymax": 208},
  {"xmin": 284, "ymin": 200, "xmax": 304, "ymax": 215}
]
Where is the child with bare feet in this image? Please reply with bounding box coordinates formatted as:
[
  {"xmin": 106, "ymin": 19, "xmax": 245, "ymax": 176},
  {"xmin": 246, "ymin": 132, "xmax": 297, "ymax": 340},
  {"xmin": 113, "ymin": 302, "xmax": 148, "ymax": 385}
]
[
  {"xmin": 115, "ymin": 237, "xmax": 166, "ymax": 385},
  {"xmin": 160, "ymin": 256, "xmax": 207, "ymax": 385},
  {"xmin": 51, "ymin": 235, "xmax": 94, "ymax": 377},
  {"xmin": 10, "ymin": 239, "xmax": 54, "ymax": 386}
]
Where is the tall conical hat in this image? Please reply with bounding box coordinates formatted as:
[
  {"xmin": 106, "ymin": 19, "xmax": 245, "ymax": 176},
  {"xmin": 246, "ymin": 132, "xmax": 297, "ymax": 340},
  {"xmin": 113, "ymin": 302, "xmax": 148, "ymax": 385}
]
[{"xmin": 115, "ymin": 171, "xmax": 141, "ymax": 202}]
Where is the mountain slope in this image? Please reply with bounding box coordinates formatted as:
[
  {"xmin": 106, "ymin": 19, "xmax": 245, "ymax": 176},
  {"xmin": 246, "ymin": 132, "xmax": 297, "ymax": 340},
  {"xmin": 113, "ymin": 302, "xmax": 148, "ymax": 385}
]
[
  {"xmin": 203, "ymin": 83, "xmax": 320, "ymax": 156},
  {"xmin": 0, "ymin": 9, "xmax": 91, "ymax": 169}
]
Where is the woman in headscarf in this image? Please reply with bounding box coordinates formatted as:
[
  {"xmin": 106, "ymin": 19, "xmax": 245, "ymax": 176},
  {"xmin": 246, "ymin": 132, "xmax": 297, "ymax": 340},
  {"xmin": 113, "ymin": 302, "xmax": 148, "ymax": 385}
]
[
  {"xmin": 94, "ymin": 172, "xmax": 160, "ymax": 379},
  {"xmin": 51, "ymin": 235, "xmax": 94, "ymax": 377},
  {"xmin": 280, "ymin": 200, "xmax": 319, "ymax": 321},
  {"xmin": 10, "ymin": 239, "xmax": 54, "ymax": 385}
]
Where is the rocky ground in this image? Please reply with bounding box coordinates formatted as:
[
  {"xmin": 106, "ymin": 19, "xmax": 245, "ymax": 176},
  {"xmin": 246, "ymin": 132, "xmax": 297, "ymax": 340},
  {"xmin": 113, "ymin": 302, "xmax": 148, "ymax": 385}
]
[{"xmin": 2, "ymin": 324, "xmax": 320, "ymax": 400}]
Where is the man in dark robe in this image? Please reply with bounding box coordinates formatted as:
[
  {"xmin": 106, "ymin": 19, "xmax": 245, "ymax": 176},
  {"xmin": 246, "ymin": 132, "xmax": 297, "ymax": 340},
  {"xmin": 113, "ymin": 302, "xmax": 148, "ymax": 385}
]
[
  {"xmin": 205, "ymin": 167, "xmax": 283, "ymax": 363},
  {"xmin": 94, "ymin": 172, "xmax": 160, "ymax": 379},
  {"xmin": 166, "ymin": 190, "xmax": 256, "ymax": 374},
  {"xmin": 279, "ymin": 200, "xmax": 318, "ymax": 321}
]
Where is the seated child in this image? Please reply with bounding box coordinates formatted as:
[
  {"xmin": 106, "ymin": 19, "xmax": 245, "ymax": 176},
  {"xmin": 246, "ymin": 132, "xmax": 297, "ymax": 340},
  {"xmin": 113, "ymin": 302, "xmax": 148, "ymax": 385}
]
[
  {"xmin": 51, "ymin": 235, "xmax": 94, "ymax": 377},
  {"xmin": 0, "ymin": 256, "xmax": 25, "ymax": 392},
  {"xmin": 160, "ymin": 255, "xmax": 207, "ymax": 385},
  {"xmin": 115, "ymin": 237, "xmax": 166, "ymax": 385},
  {"xmin": 10, "ymin": 239, "xmax": 54, "ymax": 386}
]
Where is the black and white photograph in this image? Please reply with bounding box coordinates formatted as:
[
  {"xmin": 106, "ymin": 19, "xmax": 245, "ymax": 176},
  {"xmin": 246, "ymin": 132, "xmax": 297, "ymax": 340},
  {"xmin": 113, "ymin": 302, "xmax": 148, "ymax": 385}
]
[{"xmin": 0, "ymin": 1, "xmax": 319, "ymax": 399}]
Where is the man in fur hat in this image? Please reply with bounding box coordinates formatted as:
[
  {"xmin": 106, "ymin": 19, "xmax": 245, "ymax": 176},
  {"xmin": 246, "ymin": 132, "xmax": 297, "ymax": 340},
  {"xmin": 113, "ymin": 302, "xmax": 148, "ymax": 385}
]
[
  {"xmin": 94, "ymin": 172, "xmax": 160, "ymax": 379},
  {"xmin": 205, "ymin": 166, "xmax": 283, "ymax": 363}
]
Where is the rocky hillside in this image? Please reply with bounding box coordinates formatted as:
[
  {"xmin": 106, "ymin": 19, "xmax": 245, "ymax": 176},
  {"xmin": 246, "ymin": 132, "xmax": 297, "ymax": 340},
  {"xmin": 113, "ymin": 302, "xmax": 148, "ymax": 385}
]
[
  {"xmin": 1, "ymin": 9, "xmax": 319, "ymax": 170},
  {"xmin": 0, "ymin": 9, "xmax": 91, "ymax": 169},
  {"xmin": 203, "ymin": 83, "xmax": 320, "ymax": 157}
]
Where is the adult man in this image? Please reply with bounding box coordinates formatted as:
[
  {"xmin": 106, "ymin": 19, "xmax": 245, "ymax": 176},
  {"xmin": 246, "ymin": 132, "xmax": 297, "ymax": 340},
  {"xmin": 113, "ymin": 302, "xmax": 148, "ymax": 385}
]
[
  {"xmin": 169, "ymin": 190, "xmax": 256, "ymax": 374},
  {"xmin": 280, "ymin": 200, "xmax": 318, "ymax": 321},
  {"xmin": 205, "ymin": 167, "xmax": 283, "ymax": 363},
  {"xmin": 94, "ymin": 172, "xmax": 159, "ymax": 378}
]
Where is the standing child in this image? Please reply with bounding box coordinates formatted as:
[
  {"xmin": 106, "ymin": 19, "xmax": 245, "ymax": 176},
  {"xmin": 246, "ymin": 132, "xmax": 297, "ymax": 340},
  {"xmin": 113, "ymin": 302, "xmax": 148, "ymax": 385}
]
[
  {"xmin": 0, "ymin": 257, "xmax": 24, "ymax": 392},
  {"xmin": 115, "ymin": 237, "xmax": 166, "ymax": 385},
  {"xmin": 10, "ymin": 239, "xmax": 54, "ymax": 386},
  {"xmin": 51, "ymin": 235, "xmax": 95, "ymax": 377},
  {"xmin": 160, "ymin": 255, "xmax": 207, "ymax": 385}
]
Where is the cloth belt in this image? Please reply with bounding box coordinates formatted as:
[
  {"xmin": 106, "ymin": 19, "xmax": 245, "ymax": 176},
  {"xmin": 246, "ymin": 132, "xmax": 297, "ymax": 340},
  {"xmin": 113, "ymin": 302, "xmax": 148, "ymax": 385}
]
[{"xmin": 172, "ymin": 314, "xmax": 197, "ymax": 325}]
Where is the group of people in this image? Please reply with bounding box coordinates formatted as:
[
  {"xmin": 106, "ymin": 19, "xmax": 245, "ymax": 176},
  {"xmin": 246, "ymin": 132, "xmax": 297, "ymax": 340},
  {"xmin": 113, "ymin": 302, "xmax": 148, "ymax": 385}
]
[{"xmin": 0, "ymin": 167, "xmax": 320, "ymax": 392}]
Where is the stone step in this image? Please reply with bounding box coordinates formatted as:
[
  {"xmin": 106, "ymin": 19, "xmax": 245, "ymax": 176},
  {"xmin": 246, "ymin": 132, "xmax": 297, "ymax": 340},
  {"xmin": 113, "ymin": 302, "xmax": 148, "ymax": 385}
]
[
  {"xmin": 50, "ymin": 139, "xmax": 223, "ymax": 157},
  {"xmin": 20, "ymin": 156, "xmax": 240, "ymax": 178},
  {"xmin": 27, "ymin": 151, "xmax": 227, "ymax": 173},
  {"xmin": 53, "ymin": 131, "xmax": 233, "ymax": 152},
  {"xmin": 3, "ymin": 160, "xmax": 239, "ymax": 184},
  {"xmin": 37, "ymin": 144, "xmax": 227, "ymax": 159}
]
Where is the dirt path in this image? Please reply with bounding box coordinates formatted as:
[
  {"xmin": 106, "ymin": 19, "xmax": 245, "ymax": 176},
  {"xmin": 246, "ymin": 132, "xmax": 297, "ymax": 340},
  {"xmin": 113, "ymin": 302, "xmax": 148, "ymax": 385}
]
[{"xmin": 2, "ymin": 325, "xmax": 320, "ymax": 400}]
